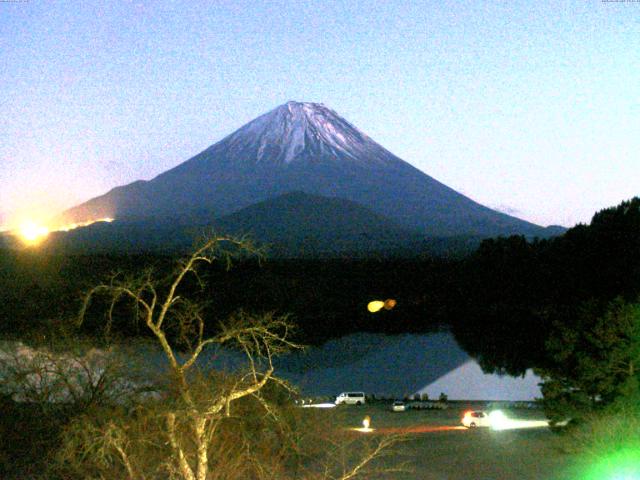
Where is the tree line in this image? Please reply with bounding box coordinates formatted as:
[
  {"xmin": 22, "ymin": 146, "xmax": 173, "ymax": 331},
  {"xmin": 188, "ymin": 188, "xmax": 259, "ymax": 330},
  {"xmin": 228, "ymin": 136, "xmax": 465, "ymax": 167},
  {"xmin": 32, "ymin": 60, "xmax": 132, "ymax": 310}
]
[{"xmin": 449, "ymin": 197, "xmax": 640, "ymax": 424}]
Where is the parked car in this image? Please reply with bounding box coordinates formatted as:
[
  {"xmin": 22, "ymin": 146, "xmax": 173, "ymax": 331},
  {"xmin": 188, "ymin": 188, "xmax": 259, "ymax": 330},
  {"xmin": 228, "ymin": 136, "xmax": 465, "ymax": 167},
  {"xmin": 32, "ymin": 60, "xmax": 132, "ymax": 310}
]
[
  {"xmin": 334, "ymin": 392, "xmax": 366, "ymax": 405},
  {"xmin": 461, "ymin": 410, "xmax": 508, "ymax": 429},
  {"xmin": 391, "ymin": 400, "xmax": 406, "ymax": 412},
  {"xmin": 461, "ymin": 410, "xmax": 492, "ymax": 428}
]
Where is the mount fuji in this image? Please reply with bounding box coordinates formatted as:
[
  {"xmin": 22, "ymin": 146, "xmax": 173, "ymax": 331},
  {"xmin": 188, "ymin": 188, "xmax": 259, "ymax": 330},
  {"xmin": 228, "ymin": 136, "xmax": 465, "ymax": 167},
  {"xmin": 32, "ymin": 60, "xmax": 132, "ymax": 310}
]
[{"xmin": 59, "ymin": 101, "xmax": 552, "ymax": 250}]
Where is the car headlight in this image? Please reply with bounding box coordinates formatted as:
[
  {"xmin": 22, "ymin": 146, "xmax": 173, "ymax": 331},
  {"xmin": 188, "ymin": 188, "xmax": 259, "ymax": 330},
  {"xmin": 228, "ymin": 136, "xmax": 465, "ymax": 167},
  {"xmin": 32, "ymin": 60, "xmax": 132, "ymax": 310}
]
[{"xmin": 489, "ymin": 410, "xmax": 508, "ymax": 430}]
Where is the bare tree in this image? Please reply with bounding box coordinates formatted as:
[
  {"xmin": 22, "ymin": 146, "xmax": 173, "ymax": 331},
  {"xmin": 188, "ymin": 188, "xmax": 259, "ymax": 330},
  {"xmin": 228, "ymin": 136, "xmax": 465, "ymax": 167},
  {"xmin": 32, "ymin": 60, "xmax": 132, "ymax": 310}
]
[
  {"xmin": 73, "ymin": 236, "xmax": 304, "ymax": 480},
  {"xmin": 56, "ymin": 236, "xmax": 407, "ymax": 480},
  {"xmin": 308, "ymin": 432, "xmax": 410, "ymax": 480}
]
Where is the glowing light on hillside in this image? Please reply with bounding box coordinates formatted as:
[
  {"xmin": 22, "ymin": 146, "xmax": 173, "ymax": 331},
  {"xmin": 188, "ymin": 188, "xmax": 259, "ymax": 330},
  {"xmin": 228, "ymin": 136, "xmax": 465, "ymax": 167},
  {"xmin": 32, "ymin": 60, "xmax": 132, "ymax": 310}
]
[
  {"xmin": 56, "ymin": 217, "xmax": 114, "ymax": 232},
  {"xmin": 367, "ymin": 299, "xmax": 397, "ymax": 313},
  {"xmin": 18, "ymin": 221, "xmax": 50, "ymax": 245},
  {"xmin": 12, "ymin": 217, "xmax": 114, "ymax": 247}
]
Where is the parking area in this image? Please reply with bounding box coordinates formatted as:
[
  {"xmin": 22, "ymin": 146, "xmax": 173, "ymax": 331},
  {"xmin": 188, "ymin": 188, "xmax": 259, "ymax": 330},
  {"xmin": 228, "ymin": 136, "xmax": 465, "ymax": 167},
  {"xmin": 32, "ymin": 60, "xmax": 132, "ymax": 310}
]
[{"xmin": 312, "ymin": 403, "xmax": 579, "ymax": 480}]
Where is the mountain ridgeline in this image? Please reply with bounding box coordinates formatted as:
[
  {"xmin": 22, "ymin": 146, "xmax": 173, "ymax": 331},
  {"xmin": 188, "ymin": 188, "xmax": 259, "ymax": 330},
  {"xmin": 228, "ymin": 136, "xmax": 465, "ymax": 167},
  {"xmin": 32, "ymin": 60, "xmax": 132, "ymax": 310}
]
[{"xmin": 56, "ymin": 101, "xmax": 557, "ymax": 255}]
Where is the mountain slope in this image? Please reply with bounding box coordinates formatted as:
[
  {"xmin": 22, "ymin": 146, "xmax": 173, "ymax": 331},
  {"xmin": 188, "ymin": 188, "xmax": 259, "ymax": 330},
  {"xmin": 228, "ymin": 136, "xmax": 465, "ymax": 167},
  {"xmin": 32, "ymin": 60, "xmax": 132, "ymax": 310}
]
[
  {"xmin": 44, "ymin": 192, "xmax": 428, "ymax": 256},
  {"xmin": 60, "ymin": 101, "xmax": 547, "ymax": 237}
]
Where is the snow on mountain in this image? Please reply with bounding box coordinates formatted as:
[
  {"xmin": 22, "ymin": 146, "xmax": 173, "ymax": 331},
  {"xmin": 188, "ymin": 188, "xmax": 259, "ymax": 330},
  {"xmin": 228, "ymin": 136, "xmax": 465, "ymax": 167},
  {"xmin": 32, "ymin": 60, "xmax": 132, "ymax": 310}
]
[
  {"xmin": 175, "ymin": 101, "xmax": 403, "ymax": 173},
  {"xmin": 220, "ymin": 101, "xmax": 395, "ymax": 166}
]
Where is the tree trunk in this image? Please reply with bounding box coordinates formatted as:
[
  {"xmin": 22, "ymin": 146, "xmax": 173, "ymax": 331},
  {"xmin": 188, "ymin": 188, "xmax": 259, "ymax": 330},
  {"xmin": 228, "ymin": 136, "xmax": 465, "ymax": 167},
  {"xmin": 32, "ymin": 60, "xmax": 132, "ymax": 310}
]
[
  {"xmin": 196, "ymin": 416, "xmax": 209, "ymax": 480},
  {"xmin": 167, "ymin": 413, "xmax": 196, "ymax": 480}
]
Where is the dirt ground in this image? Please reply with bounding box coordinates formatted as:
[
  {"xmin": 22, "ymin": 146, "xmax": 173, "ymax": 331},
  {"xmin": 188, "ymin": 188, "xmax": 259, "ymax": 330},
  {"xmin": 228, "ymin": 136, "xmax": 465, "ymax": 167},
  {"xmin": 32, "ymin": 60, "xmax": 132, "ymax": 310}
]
[{"xmin": 312, "ymin": 402, "xmax": 581, "ymax": 480}]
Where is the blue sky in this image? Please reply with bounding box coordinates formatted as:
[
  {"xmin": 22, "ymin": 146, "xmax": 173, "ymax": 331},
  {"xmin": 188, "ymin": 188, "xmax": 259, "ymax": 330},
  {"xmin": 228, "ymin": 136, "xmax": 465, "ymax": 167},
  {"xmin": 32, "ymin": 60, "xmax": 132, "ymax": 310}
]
[{"xmin": 1, "ymin": 0, "xmax": 638, "ymax": 228}]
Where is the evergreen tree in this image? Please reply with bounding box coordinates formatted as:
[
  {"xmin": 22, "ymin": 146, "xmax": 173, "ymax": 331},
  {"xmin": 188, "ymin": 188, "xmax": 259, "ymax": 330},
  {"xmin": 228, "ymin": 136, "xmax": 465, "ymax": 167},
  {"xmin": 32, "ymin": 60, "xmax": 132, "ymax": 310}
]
[{"xmin": 536, "ymin": 297, "xmax": 640, "ymax": 425}]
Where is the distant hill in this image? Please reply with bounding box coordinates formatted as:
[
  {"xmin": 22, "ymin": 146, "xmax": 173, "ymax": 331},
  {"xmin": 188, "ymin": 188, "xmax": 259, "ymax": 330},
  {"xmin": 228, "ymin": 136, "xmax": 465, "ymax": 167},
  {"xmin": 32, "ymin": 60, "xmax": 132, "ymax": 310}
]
[{"xmin": 215, "ymin": 191, "xmax": 424, "ymax": 256}]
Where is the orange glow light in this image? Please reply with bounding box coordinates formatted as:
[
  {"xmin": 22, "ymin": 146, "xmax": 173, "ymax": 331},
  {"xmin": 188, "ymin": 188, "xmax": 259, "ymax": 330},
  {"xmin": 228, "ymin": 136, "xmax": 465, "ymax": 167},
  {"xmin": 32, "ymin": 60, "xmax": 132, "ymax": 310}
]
[
  {"xmin": 12, "ymin": 217, "xmax": 114, "ymax": 247},
  {"xmin": 367, "ymin": 299, "xmax": 397, "ymax": 313},
  {"xmin": 56, "ymin": 217, "xmax": 114, "ymax": 232},
  {"xmin": 18, "ymin": 221, "xmax": 50, "ymax": 245}
]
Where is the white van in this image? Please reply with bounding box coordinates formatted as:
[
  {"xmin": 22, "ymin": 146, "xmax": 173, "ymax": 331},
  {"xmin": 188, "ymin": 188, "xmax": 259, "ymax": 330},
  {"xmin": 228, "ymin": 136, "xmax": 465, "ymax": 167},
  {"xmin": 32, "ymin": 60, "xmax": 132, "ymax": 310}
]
[{"xmin": 335, "ymin": 392, "xmax": 366, "ymax": 405}]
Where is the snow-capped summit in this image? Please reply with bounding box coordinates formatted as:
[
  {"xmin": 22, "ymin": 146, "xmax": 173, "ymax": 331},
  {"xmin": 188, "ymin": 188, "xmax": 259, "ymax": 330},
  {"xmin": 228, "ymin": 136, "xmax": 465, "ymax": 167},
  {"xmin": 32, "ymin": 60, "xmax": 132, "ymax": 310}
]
[
  {"xmin": 60, "ymin": 101, "xmax": 548, "ymax": 239},
  {"xmin": 194, "ymin": 101, "xmax": 400, "ymax": 168}
]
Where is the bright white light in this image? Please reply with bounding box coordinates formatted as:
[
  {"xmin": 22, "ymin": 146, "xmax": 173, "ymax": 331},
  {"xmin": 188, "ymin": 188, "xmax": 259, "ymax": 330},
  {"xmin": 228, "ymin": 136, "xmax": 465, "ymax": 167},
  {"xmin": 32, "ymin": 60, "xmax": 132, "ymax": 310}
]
[
  {"xmin": 489, "ymin": 410, "xmax": 509, "ymax": 430},
  {"xmin": 362, "ymin": 415, "xmax": 371, "ymax": 429},
  {"xmin": 301, "ymin": 403, "xmax": 336, "ymax": 409},
  {"xmin": 351, "ymin": 427, "xmax": 374, "ymax": 433},
  {"xmin": 494, "ymin": 419, "xmax": 551, "ymax": 431},
  {"xmin": 488, "ymin": 410, "xmax": 551, "ymax": 431}
]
